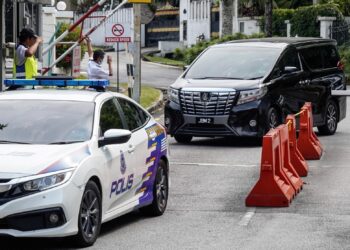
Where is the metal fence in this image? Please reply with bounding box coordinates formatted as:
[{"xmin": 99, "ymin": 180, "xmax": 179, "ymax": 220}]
[{"xmin": 331, "ymin": 21, "xmax": 350, "ymax": 46}]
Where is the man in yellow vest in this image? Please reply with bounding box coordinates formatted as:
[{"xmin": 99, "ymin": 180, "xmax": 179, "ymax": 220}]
[{"xmin": 13, "ymin": 28, "xmax": 43, "ymax": 79}]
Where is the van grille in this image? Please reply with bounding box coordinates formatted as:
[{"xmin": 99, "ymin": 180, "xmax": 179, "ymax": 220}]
[{"xmin": 179, "ymin": 90, "xmax": 236, "ymax": 115}]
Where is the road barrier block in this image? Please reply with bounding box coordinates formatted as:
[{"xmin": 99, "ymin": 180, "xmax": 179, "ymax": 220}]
[
  {"xmin": 246, "ymin": 129, "xmax": 295, "ymax": 207},
  {"xmin": 297, "ymin": 102, "xmax": 323, "ymax": 160},
  {"xmin": 286, "ymin": 115, "xmax": 308, "ymax": 177},
  {"xmin": 278, "ymin": 124, "xmax": 303, "ymax": 193}
]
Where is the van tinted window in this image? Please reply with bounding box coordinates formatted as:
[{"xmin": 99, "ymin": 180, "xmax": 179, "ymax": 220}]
[
  {"xmin": 300, "ymin": 45, "xmax": 339, "ymax": 70},
  {"xmin": 322, "ymin": 45, "xmax": 339, "ymax": 68},
  {"xmin": 300, "ymin": 47, "xmax": 323, "ymax": 70},
  {"xmin": 278, "ymin": 49, "xmax": 301, "ymax": 71}
]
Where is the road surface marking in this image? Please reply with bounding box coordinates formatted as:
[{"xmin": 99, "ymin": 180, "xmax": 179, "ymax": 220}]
[
  {"xmin": 170, "ymin": 162, "xmax": 257, "ymax": 168},
  {"xmin": 238, "ymin": 208, "xmax": 256, "ymax": 226}
]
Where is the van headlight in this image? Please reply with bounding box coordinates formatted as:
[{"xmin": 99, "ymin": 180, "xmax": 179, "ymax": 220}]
[
  {"xmin": 168, "ymin": 87, "xmax": 179, "ymax": 104},
  {"xmin": 22, "ymin": 170, "xmax": 73, "ymax": 192},
  {"xmin": 237, "ymin": 87, "xmax": 267, "ymax": 105}
]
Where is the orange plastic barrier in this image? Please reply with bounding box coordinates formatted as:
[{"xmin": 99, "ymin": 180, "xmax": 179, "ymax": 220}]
[
  {"xmin": 286, "ymin": 115, "xmax": 309, "ymax": 177},
  {"xmin": 297, "ymin": 102, "xmax": 323, "ymax": 160},
  {"xmin": 278, "ymin": 124, "xmax": 303, "ymax": 193},
  {"xmin": 246, "ymin": 129, "xmax": 295, "ymax": 207}
]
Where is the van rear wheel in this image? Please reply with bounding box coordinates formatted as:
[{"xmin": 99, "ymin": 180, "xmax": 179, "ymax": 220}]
[{"xmin": 318, "ymin": 100, "xmax": 338, "ymax": 135}]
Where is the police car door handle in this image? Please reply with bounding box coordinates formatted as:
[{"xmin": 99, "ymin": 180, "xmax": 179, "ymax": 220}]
[{"xmin": 128, "ymin": 145, "xmax": 135, "ymax": 153}]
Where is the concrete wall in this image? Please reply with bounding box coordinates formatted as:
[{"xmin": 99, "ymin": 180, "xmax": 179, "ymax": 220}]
[
  {"xmin": 187, "ymin": 0, "xmax": 211, "ymax": 46},
  {"xmin": 237, "ymin": 17, "xmax": 261, "ymax": 35}
]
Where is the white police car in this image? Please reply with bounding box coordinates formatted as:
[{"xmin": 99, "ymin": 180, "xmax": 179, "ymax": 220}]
[{"xmin": 0, "ymin": 79, "xmax": 169, "ymax": 246}]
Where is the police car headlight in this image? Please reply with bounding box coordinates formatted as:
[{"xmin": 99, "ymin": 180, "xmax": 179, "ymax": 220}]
[
  {"xmin": 168, "ymin": 87, "xmax": 179, "ymax": 104},
  {"xmin": 237, "ymin": 87, "xmax": 267, "ymax": 105},
  {"xmin": 22, "ymin": 171, "xmax": 73, "ymax": 192}
]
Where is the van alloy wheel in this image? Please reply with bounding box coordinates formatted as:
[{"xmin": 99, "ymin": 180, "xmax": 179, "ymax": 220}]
[{"xmin": 318, "ymin": 100, "xmax": 338, "ymax": 135}]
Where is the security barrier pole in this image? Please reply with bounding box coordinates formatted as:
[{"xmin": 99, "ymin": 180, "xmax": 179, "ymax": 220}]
[
  {"xmin": 43, "ymin": 0, "xmax": 108, "ymax": 56},
  {"xmin": 42, "ymin": 0, "xmax": 128, "ymax": 75}
]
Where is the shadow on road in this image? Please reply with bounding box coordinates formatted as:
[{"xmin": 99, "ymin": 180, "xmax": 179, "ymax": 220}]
[
  {"xmin": 0, "ymin": 211, "xmax": 148, "ymax": 250},
  {"xmin": 170, "ymin": 136, "xmax": 262, "ymax": 148}
]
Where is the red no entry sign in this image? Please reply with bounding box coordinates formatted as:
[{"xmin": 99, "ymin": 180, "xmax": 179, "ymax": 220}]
[{"xmin": 112, "ymin": 24, "xmax": 124, "ymax": 37}]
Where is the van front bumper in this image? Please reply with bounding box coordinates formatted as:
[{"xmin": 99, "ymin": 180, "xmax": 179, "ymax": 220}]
[{"xmin": 165, "ymin": 100, "xmax": 267, "ymax": 138}]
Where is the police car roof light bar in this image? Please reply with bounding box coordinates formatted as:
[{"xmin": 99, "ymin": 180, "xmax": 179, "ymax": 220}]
[{"xmin": 4, "ymin": 79, "xmax": 110, "ymax": 91}]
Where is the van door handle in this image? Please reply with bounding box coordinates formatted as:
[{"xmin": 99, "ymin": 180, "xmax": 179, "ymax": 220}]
[
  {"xmin": 299, "ymin": 79, "xmax": 310, "ymax": 85},
  {"xmin": 128, "ymin": 145, "xmax": 136, "ymax": 153}
]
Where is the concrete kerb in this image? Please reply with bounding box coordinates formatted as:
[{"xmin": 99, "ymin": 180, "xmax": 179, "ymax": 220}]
[
  {"xmin": 141, "ymin": 50, "xmax": 183, "ymax": 70},
  {"xmin": 146, "ymin": 90, "xmax": 164, "ymax": 114}
]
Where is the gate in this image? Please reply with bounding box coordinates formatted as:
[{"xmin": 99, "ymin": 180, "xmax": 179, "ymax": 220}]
[{"xmin": 331, "ymin": 20, "xmax": 350, "ymax": 46}]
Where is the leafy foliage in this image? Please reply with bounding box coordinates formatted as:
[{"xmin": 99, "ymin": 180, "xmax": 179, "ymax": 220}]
[
  {"xmin": 339, "ymin": 45, "xmax": 350, "ymax": 76},
  {"xmin": 174, "ymin": 33, "xmax": 265, "ymax": 65},
  {"xmin": 291, "ymin": 3, "xmax": 344, "ymax": 37},
  {"xmin": 319, "ymin": 0, "xmax": 350, "ymax": 16},
  {"xmin": 55, "ymin": 23, "xmax": 86, "ymax": 70}
]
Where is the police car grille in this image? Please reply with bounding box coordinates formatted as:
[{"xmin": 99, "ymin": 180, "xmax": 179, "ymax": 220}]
[{"xmin": 179, "ymin": 90, "xmax": 236, "ymax": 115}]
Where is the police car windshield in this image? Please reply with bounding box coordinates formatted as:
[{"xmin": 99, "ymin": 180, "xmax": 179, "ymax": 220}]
[
  {"xmin": 185, "ymin": 46, "xmax": 282, "ymax": 80},
  {"xmin": 0, "ymin": 100, "xmax": 94, "ymax": 144}
]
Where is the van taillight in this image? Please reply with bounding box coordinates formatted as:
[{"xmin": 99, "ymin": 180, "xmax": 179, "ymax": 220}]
[{"xmin": 337, "ymin": 61, "xmax": 345, "ymax": 71}]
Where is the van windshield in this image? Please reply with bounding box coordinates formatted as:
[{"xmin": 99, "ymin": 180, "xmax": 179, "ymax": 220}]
[{"xmin": 185, "ymin": 46, "xmax": 282, "ymax": 80}]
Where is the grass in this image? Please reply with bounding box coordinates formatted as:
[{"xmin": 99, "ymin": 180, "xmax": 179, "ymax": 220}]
[
  {"xmin": 110, "ymin": 83, "xmax": 161, "ymax": 109},
  {"xmin": 144, "ymin": 55, "xmax": 185, "ymax": 67}
]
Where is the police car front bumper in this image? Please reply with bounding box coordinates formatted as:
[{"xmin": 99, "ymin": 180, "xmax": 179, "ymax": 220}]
[{"xmin": 0, "ymin": 180, "xmax": 83, "ymax": 237}]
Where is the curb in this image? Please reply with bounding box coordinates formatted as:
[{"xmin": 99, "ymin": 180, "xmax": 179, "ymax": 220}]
[
  {"xmin": 142, "ymin": 60, "xmax": 183, "ymax": 70},
  {"xmin": 147, "ymin": 90, "xmax": 164, "ymax": 114}
]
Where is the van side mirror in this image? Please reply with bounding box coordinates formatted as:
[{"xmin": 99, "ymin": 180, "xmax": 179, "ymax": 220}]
[
  {"xmin": 98, "ymin": 129, "xmax": 131, "ymax": 147},
  {"xmin": 183, "ymin": 65, "xmax": 189, "ymax": 71},
  {"xmin": 283, "ymin": 66, "xmax": 299, "ymax": 74}
]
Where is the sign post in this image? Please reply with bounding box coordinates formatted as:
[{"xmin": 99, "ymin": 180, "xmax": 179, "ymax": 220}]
[
  {"xmin": 132, "ymin": 5, "xmax": 141, "ymax": 103},
  {"xmin": 105, "ymin": 22, "xmax": 132, "ymax": 92}
]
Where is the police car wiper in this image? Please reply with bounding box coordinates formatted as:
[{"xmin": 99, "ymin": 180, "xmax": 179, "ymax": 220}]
[
  {"xmin": 0, "ymin": 140, "xmax": 31, "ymax": 144},
  {"xmin": 49, "ymin": 141, "xmax": 85, "ymax": 145}
]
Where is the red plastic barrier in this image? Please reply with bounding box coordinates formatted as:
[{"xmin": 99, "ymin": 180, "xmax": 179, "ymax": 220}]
[
  {"xmin": 278, "ymin": 124, "xmax": 303, "ymax": 193},
  {"xmin": 246, "ymin": 129, "xmax": 295, "ymax": 207},
  {"xmin": 297, "ymin": 102, "xmax": 323, "ymax": 160},
  {"xmin": 286, "ymin": 115, "xmax": 309, "ymax": 177}
]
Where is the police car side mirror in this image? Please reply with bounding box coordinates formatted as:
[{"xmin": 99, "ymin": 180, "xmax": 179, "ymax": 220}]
[{"xmin": 98, "ymin": 129, "xmax": 132, "ymax": 147}]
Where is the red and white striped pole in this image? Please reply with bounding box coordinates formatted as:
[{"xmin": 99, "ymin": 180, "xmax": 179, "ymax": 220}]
[
  {"xmin": 42, "ymin": 0, "xmax": 128, "ymax": 75},
  {"xmin": 42, "ymin": 0, "xmax": 107, "ymax": 56}
]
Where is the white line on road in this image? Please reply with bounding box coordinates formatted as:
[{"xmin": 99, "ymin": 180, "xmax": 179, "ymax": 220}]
[
  {"xmin": 170, "ymin": 162, "xmax": 258, "ymax": 168},
  {"xmin": 238, "ymin": 208, "xmax": 256, "ymax": 226}
]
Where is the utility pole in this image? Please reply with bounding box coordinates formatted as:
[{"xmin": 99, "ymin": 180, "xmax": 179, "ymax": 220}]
[
  {"xmin": 0, "ymin": 0, "xmax": 5, "ymax": 91},
  {"xmin": 132, "ymin": 4, "xmax": 141, "ymax": 103}
]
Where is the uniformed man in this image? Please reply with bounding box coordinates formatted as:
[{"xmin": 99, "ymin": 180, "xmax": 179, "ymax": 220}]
[
  {"xmin": 86, "ymin": 37, "xmax": 113, "ymax": 79},
  {"xmin": 13, "ymin": 28, "xmax": 43, "ymax": 79}
]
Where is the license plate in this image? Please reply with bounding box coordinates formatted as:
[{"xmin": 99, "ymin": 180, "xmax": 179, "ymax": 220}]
[{"xmin": 196, "ymin": 117, "xmax": 214, "ymax": 124}]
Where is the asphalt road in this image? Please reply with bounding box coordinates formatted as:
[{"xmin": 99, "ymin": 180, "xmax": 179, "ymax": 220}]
[
  {"xmin": 80, "ymin": 50, "xmax": 183, "ymax": 89},
  {"xmin": 3, "ymin": 99, "xmax": 350, "ymax": 250}
]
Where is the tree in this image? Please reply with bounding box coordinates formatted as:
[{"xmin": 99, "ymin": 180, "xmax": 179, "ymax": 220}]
[
  {"xmin": 265, "ymin": 0, "xmax": 273, "ymax": 36},
  {"xmin": 221, "ymin": 0, "xmax": 234, "ymax": 37}
]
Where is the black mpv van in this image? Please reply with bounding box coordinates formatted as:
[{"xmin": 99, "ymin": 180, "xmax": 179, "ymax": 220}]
[{"xmin": 165, "ymin": 38, "xmax": 347, "ymax": 143}]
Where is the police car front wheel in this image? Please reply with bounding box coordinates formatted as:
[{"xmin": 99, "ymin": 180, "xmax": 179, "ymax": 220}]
[
  {"xmin": 141, "ymin": 160, "xmax": 168, "ymax": 216},
  {"xmin": 73, "ymin": 180, "xmax": 102, "ymax": 247}
]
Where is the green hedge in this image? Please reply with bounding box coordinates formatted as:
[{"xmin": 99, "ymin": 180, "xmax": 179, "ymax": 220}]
[
  {"xmin": 174, "ymin": 33, "xmax": 265, "ymax": 65},
  {"xmin": 262, "ymin": 4, "xmax": 345, "ymax": 37},
  {"xmin": 339, "ymin": 45, "xmax": 350, "ymax": 77},
  {"xmin": 291, "ymin": 3, "xmax": 344, "ymax": 37},
  {"xmin": 319, "ymin": 0, "xmax": 350, "ymax": 16}
]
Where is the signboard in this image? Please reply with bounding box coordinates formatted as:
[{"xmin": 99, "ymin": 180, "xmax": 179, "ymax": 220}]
[
  {"xmin": 72, "ymin": 46, "xmax": 81, "ymax": 78},
  {"xmin": 127, "ymin": 0, "xmax": 152, "ymax": 3},
  {"xmin": 105, "ymin": 23, "xmax": 132, "ymax": 43}
]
